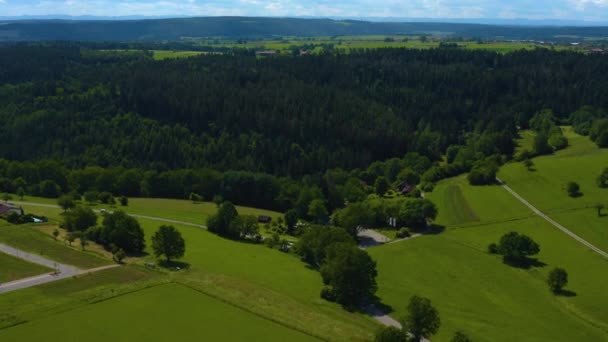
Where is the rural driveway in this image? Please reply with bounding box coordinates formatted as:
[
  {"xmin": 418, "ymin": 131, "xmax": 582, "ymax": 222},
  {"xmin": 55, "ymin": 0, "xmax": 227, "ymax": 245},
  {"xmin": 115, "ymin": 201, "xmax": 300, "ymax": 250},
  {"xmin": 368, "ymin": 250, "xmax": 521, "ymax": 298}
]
[
  {"xmin": 0, "ymin": 243, "xmax": 119, "ymax": 294},
  {"xmin": 497, "ymin": 178, "xmax": 608, "ymax": 259},
  {"xmin": 10, "ymin": 201, "xmax": 207, "ymax": 229},
  {"xmin": 358, "ymin": 229, "xmax": 391, "ymax": 248}
]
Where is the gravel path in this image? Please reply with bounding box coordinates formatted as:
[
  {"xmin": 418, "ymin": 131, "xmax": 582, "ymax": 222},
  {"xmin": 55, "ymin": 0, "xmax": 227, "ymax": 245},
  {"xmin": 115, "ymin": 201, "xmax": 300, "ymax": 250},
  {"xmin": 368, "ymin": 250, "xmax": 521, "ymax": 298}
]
[
  {"xmin": 0, "ymin": 243, "xmax": 118, "ymax": 294},
  {"xmin": 497, "ymin": 178, "xmax": 608, "ymax": 259}
]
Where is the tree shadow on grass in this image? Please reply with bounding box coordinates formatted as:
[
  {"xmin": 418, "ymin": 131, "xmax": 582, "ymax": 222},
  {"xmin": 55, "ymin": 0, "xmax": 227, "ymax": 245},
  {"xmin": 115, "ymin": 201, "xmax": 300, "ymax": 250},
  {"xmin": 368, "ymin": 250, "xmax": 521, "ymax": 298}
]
[
  {"xmin": 415, "ymin": 224, "xmax": 445, "ymax": 236},
  {"xmin": 555, "ymin": 289, "xmax": 577, "ymax": 297},
  {"xmin": 158, "ymin": 260, "xmax": 191, "ymax": 271},
  {"xmin": 553, "ymin": 289, "xmax": 576, "ymax": 297},
  {"xmin": 502, "ymin": 257, "xmax": 546, "ymax": 269}
]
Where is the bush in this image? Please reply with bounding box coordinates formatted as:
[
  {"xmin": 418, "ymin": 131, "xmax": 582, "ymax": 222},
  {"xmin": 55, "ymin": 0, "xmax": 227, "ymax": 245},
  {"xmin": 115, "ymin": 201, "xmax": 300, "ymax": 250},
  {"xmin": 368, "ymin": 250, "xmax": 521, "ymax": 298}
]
[
  {"xmin": 496, "ymin": 232, "xmax": 540, "ymax": 264},
  {"xmin": 566, "ymin": 182, "xmax": 581, "ymax": 197},
  {"xmin": 119, "ymin": 196, "xmax": 129, "ymax": 206},
  {"xmin": 396, "ymin": 227, "xmax": 411, "ymax": 238},
  {"xmin": 547, "ymin": 267, "xmax": 568, "ymax": 293},
  {"xmin": 467, "ymin": 161, "xmax": 498, "ymax": 186},
  {"xmin": 488, "ymin": 242, "xmax": 498, "ymax": 254},
  {"xmin": 548, "ymin": 134, "xmax": 568, "ymax": 150},
  {"xmin": 320, "ymin": 285, "xmax": 337, "ymax": 302},
  {"xmin": 420, "ymin": 182, "xmax": 435, "ymax": 193}
]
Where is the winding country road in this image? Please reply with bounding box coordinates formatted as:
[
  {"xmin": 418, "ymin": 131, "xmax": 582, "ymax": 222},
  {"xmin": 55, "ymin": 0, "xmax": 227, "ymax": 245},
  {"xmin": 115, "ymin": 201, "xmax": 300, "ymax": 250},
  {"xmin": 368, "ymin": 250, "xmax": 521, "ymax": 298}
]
[
  {"xmin": 0, "ymin": 243, "xmax": 119, "ymax": 294},
  {"xmin": 497, "ymin": 178, "xmax": 608, "ymax": 259}
]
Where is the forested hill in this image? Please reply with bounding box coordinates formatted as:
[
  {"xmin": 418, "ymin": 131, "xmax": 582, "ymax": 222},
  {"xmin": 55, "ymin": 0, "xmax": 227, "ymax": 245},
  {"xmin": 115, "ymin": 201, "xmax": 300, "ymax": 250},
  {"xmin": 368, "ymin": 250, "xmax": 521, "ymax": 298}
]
[
  {"xmin": 1, "ymin": 17, "xmax": 608, "ymax": 41},
  {"xmin": 1, "ymin": 45, "xmax": 607, "ymax": 177}
]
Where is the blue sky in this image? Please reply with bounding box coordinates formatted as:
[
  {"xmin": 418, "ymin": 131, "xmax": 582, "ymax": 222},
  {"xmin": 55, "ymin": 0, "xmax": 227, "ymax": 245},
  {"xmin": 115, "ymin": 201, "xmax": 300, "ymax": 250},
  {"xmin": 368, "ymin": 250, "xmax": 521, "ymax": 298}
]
[{"xmin": 1, "ymin": 0, "xmax": 608, "ymax": 21}]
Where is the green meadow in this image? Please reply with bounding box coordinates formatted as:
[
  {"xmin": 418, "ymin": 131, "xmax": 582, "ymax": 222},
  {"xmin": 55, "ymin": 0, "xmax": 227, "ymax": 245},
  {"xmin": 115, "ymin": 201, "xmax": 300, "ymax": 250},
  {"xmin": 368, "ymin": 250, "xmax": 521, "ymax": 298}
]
[
  {"xmin": 0, "ymin": 251, "xmax": 50, "ymax": 283},
  {"xmin": 499, "ymin": 126, "xmax": 608, "ymax": 252},
  {"xmin": 152, "ymin": 50, "xmax": 206, "ymax": 60},
  {"xmin": 0, "ymin": 283, "xmax": 320, "ymax": 342},
  {"xmin": 370, "ymin": 168, "xmax": 608, "ymax": 341},
  {"xmin": 0, "ymin": 206, "xmax": 377, "ymax": 341}
]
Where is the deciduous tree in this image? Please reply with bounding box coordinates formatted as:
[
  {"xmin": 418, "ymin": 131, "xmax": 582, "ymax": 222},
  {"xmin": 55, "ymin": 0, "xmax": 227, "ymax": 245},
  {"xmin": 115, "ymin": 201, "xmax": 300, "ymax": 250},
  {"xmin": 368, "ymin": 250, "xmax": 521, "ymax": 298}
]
[{"xmin": 152, "ymin": 225, "xmax": 186, "ymax": 262}]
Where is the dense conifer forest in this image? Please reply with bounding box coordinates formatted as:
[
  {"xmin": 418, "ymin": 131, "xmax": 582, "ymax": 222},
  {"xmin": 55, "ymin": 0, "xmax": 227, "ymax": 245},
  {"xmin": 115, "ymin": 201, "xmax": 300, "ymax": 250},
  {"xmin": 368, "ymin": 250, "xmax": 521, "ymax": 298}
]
[{"xmin": 1, "ymin": 44, "xmax": 607, "ymax": 211}]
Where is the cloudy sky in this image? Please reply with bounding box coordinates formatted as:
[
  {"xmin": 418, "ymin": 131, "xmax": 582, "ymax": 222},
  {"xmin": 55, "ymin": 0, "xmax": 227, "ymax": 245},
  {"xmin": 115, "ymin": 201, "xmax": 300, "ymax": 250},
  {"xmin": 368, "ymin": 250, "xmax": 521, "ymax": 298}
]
[{"xmin": 1, "ymin": 0, "xmax": 608, "ymax": 21}]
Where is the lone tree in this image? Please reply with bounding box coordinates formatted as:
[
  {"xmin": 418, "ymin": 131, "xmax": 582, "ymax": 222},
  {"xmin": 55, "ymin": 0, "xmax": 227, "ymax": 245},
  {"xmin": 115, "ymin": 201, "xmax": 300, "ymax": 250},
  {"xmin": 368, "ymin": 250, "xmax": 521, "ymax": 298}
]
[
  {"xmin": 151, "ymin": 225, "xmax": 186, "ymax": 262},
  {"xmin": 52, "ymin": 228, "xmax": 60, "ymax": 241},
  {"xmin": 320, "ymin": 243, "xmax": 377, "ymax": 308},
  {"xmin": 566, "ymin": 182, "xmax": 580, "ymax": 197},
  {"xmin": 547, "ymin": 267, "xmax": 568, "ymax": 294},
  {"xmin": 523, "ymin": 159, "xmax": 534, "ymax": 171},
  {"xmin": 374, "ymin": 326, "xmax": 407, "ymax": 342},
  {"xmin": 496, "ymin": 231, "xmax": 540, "ymax": 265},
  {"xmin": 207, "ymin": 201, "xmax": 240, "ymax": 239},
  {"xmin": 57, "ymin": 195, "xmax": 75, "ymax": 212},
  {"xmin": 401, "ymin": 295, "xmax": 441, "ymax": 341}
]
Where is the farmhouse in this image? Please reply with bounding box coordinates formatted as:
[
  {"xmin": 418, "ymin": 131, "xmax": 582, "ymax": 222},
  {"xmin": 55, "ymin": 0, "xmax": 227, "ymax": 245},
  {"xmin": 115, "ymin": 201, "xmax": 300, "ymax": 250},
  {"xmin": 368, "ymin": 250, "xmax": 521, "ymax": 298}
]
[{"xmin": 0, "ymin": 203, "xmax": 23, "ymax": 217}]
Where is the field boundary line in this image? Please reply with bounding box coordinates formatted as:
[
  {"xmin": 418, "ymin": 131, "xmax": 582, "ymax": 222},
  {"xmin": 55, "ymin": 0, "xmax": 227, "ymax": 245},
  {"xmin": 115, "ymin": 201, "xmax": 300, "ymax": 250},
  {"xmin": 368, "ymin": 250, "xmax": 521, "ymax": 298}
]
[
  {"xmin": 497, "ymin": 178, "xmax": 608, "ymax": 259},
  {"xmin": 175, "ymin": 281, "xmax": 330, "ymax": 342}
]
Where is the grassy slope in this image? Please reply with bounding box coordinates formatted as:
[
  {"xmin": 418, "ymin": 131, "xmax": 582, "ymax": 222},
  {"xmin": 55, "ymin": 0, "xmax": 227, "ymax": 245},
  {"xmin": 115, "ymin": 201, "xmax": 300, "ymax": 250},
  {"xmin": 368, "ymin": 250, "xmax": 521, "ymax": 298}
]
[
  {"xmin": 0, "ymin": 223, "xmax": 110, "ymax": 268},
  {"xmin": 370, "ymin": 173, "xmax": 608, "ymax": 341},
  {"xmin": 0, "ymin": 283, "xmax": 319, "ymax": 342},
  {"xmin": 136, "ymin": 218, "xmax": 378, "ymax": 341},
  {"xmin": 0, "ymin": 251, "xmax": 51, "ymax": 283},
  {"xmin": 499, "ymin": 127, "xmax": 608, "ymax": 252},
  {"xmin": 0, "ymin": 205, "xmax": 377, "ymax": 341}
]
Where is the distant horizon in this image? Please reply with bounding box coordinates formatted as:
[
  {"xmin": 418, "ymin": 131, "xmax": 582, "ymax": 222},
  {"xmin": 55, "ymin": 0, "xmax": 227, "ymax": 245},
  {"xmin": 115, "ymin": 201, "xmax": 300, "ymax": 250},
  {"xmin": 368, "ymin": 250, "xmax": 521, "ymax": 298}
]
[
  {"xmin": 0, "ymin": 15, "xmax": 607, "ymax": 27},
  {"xmin": 1, "ymin": 0, "xmax": 608, "ymax": 24}
]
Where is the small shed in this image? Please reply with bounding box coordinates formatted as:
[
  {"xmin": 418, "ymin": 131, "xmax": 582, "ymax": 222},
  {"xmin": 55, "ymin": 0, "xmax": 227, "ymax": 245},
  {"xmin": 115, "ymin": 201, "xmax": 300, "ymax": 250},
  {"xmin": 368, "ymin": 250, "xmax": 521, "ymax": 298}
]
[{"xmin": 258, "ymin": 215, "xmax": 272, "ymax": 223}]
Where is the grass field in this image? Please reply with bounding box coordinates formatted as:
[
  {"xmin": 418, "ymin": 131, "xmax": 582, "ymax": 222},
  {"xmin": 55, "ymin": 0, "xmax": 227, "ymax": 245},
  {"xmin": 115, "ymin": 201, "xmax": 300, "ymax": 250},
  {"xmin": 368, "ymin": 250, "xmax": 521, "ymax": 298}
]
[
  {"xmin": 370, "ymin": 169, "xmax": 608, "ymax": 341},
  {"xmin": 134, "ymin": 218, "xmax": 377, "ymax": 341},
  {"xmin": 0, "ymin": 223, "xmax": 110, "ymax": 268},
  {"xmin": 152, "ymin": 50, "xmax": 206, "ymax": 60},
  {"xmin": 0, "ymin": 205, "xmax": 377, "ymax": 341},
  {"xmin": 0, "ymin": 283, "xmax": 319, "ymax": 341},
  {"xmin": 499, "ymin": 126, "xmax": 608, "ymax": 252},
  {"xmin": 0, "ymin": 266, "xmax": 156, "ymax": 329},
  {"xmin": 0, "ymin": 251, "xmax": 51, "ymax": 283}
]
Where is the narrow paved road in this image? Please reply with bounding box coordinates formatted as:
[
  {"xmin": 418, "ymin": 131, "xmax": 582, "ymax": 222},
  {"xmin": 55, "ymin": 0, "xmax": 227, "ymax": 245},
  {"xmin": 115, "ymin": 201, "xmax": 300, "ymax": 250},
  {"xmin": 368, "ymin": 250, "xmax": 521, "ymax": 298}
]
[
  {"xmin": 0, "ymin": 243, "xmax": 119, "ymax": 294},
  {"xmin": 11, "ymin": 201, "xmax": 207, "ymax": 229},
  {"xmin": 497, "ymin": 178, "xmax": 608, "ymax": 259}
]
